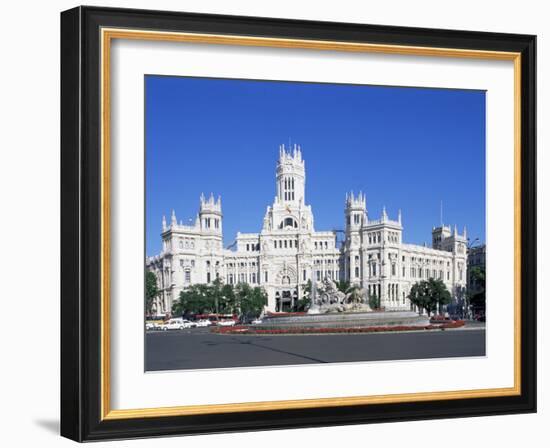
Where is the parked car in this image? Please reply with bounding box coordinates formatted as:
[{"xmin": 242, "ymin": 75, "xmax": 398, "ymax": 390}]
[
  {"xmin": 217, "ymin": 319, "xmax": 236, "ymax": 327},
  {"xmin": 195, "ymin": 319, "xmax": 212, "ymax": 327},
  {"xmin": 158, "ymin": 318, "xmax": 193, "ymax": 331},
  {"xmin": 251, "ymin": 318, "xmax": 263, "ymax": 325},
  {"xmin": 145, "ymin": 322, "xmax": 159, "ymax": 331}
]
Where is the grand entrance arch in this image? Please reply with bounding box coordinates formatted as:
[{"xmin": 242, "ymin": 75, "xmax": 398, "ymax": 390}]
[
  {"xmin": 274, "ymin": 267, "xmax": 298, "ymax": 312},
  {"xmin": 274, "ymin": 288, "xmax": 298, "ymax": 312}
]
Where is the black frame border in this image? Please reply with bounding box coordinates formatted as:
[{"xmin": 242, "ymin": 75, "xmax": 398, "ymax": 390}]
[{"xmin": 61, "ymin": 6, "xmax": 536, "ymax": 442}]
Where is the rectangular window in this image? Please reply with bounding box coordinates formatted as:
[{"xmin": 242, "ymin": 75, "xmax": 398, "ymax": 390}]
[
  {"xmin": 303, "ymin": 270, "xmax": 306, "ymax": 281},
  {"xmin": 185, "ymin": 271, "xmax": 191, "ymax": 283},
  {"xmin": 264, "ymin": 271, "xmax": 268, "ymax": 282}
]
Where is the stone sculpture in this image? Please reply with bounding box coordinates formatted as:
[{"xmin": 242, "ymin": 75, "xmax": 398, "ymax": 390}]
[{"xmin": 308, "ymin": 278, "xmax": 371, "ymax": 314}]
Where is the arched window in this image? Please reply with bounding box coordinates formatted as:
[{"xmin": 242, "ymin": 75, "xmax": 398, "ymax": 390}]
[{"xmin": 280, "ymin": 217, "xmax": 298, "ymax": 229}]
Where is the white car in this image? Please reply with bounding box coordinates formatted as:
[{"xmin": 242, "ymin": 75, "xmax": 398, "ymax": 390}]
[
  {"xmin": 251, "ymin": 319, "xmax": 263, "ymax": 325},
  {"xmin": 195, "ymin": 319, "xmax": 212, "ymax": 327},
  {"xmin": 217, "ymin": 319, "xmax": 237, "ymax": 327},
  {"xmin": 145, "ymin": 322, "xmax": 159, "ymax": 331},
  {"xmin": 159, "ymin": 318, "xmax": 193, "ymax": 331}
]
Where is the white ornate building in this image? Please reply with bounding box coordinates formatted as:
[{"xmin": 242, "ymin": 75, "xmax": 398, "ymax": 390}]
[{"xmin": 147, "ymin": 144, "xmax": 468, "ymax": 315}]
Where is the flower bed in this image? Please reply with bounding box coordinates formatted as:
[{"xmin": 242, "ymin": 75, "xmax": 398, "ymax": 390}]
[
  {"xmin": 265, "ymin": 311, "xmax": 307, "ymax": 318},
  {"xmin": 211, "ymin": 320, "xmax": 465, "ymax": 335}
]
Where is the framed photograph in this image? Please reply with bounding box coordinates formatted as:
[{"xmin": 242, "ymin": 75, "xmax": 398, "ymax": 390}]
[{"xmin": 60, "ymin": 6, "xmax": 536, "ymax": 441}]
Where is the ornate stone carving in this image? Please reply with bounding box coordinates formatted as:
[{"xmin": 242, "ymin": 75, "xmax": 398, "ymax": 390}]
[{"xmin": 308, "ymin": 278, "xmax": 370, "ymax": 314}]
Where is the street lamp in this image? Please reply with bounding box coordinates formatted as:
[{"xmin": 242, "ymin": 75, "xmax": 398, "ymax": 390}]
[{"xmin": 467, "ymin": 237, "xmax": 480, "ymax": 249}]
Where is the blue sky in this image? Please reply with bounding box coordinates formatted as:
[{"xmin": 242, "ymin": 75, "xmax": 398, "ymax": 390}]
[{"xmin": 145, "ymin": 76, "xmax": 485, "ymax": 256}]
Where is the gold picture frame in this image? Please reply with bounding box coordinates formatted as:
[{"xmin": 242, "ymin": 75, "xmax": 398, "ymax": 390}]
[{"xmin": 61, "ymin": 6, "xmax": 536, "ymax": 441}]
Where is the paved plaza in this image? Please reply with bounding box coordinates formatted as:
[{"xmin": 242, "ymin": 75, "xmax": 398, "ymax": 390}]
[{"xmin": 146, "ymin": 325, "xmax": 485, "ymax": 371}]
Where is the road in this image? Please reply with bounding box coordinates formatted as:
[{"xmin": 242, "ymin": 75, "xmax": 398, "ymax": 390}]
[{"xmin": 145, "ymin": 326, "xmax": 486, "ymax": 371}]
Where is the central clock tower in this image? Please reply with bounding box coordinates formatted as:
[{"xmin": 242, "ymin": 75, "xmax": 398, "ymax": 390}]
[{"xmin": 261, "ymin": 143, "xmax": 314, "ymax": 232}]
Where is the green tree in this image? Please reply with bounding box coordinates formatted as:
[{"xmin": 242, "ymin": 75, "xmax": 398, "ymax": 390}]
[
  {"xmin": 469, "ymin": 266, "xmax": 486, "ymax": 315},
  {"xmin": 220, "ymin": 282, "xmax": 236, "ymax": 314},
  {"xmin": 408, "ymin": 278, "xmax": 451, "ymax": 316},
  {"xmin": 145, "ymin": 270, "xmax": 159, "ymax": 316},
  {"xmin": 368, "ymin": 292, "xmax": 380, "ymax": 310},
  {"xmin": 430, "ymin": 278, "xmax": 452, "ymax": 314},
  {"xmin": 234, "ymin": 283, "xmax": 267, "ymax": 319},
  {"xmin": 408, "ymin": 281, "xmax": 432, "ymax": 315},
  {"xmin": 173, "ymin": 283, "xmax": 216, "ymax": 316},
  {"xmin": 470, "ymin": 266, "xmax": 486, "ymax": 290},
  {"xmin": 209, "ymin": 277, "xmax": 228, "ymax": 315},
  {"xmin": 172, "ymin": 280, "xmax": 238, "ymax": 317}
]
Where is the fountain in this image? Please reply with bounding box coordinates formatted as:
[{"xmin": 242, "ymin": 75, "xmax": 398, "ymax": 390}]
[{"xmin": 256, "ymin": 273, "xmax": 430, "ymax": 330}]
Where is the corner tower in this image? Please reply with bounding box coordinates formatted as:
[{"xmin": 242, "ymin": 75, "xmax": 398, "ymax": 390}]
[
  {"xmin": 345, "ymin": 191, "xmax": 367, "ymax": 231},
  {"xmin": 199, "ymin": 193, "xmax": 223, "ymax": 235},
  {"xmin": 344, "ymin": 191, "xmax": 367, "ymax": 284}
]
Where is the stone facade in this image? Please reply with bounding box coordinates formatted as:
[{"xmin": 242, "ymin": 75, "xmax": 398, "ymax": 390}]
[{"xmin": 147, "ymin": 144, "xmax": 468, "ymax": 315}]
